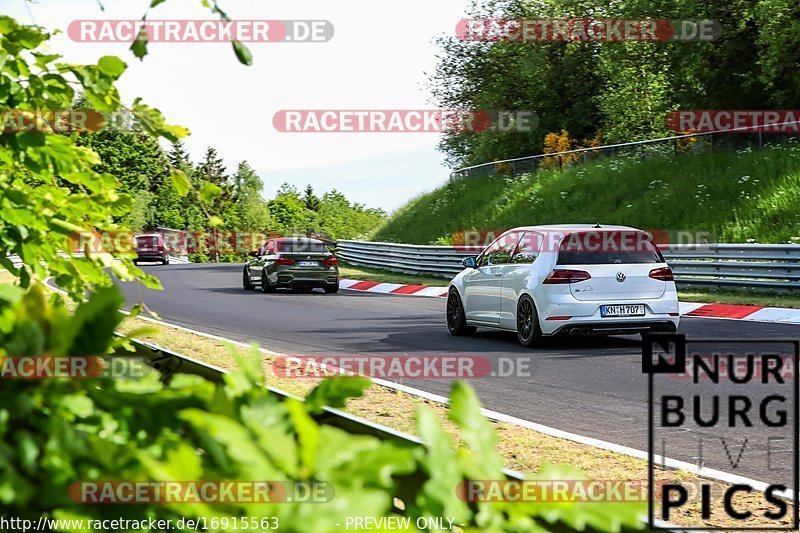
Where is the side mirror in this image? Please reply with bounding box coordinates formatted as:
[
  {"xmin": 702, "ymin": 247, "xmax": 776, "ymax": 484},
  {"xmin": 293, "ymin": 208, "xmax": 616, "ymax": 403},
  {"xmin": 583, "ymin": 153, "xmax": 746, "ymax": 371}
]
[
  {"xmin": 248, "ymin": 251, "xmax": 260, "ymax": 257},
  {"xmin": 462, "ymin": 256, "xmax": 477, "ymax": 268}
]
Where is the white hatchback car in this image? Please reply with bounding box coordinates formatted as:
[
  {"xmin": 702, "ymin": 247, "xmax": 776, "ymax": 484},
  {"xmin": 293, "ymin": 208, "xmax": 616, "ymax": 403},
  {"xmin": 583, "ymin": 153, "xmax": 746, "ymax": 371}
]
[{"xmin": 446, "ymin": 225, "xmax": 680, "ymax": 346}]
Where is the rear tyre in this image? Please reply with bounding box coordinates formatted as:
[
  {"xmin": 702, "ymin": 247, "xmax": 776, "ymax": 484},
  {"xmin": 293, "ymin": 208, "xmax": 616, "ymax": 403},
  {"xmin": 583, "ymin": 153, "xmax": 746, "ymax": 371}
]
[
  {"xmin": 324, "ymin": 283, "xmax": 339, "ymax": 294},
  {"xmin": 446, "ymin": 289, "xmax": 476, "ymax": 336},
  {"xmin": 260, "ymin": 269, "xmax": 276, "ymax": 293},
  {"xmin": 516, "ymin": 294, "xmax": 543, "ymax": 347},
  {"xmin": 242, "ymin": 268, "xmax": 254, "ymax": 290},
  {"xmin": 162, "ymin": 256, "xmax": 169, "ymax": 265}
]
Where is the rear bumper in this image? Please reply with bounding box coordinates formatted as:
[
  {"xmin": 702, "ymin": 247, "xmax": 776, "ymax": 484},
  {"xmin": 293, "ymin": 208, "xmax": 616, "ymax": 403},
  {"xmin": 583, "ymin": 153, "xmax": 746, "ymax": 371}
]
[
  {"xmin": 550, "ymin": 320, "xmax": 677, "ymax": 336},
  {"xmin": 537, "ymin": 289, "xmax": 680, "ymax": 335},
  {"xmin": 134, "ymin": 253, "xmax": 166, "ymax": 262},
  {"xmin": 275, "ymin": 271, "xmax": 338, "ymax": 287}
]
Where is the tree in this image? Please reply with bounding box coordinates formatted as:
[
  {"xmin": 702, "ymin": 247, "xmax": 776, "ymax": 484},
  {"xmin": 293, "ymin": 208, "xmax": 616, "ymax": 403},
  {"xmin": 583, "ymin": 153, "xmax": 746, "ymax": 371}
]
[
  {"xmin": 596, "ymin": 43, "xmax": 674, "ymax": 143},
  {"xmin": 230, "ymin": 161, "xmax": 272, "ymax": 231},
  {"xmin": 267, "ymin": 183, "xmax": 307, "ymax": 234},
  {"xmin": 167, "ymin": 139, "xmax": 190, "ymax": 168},
  {"xmin": 76, "ymin": 126, "xmax": 169, "ymax": 199},
  {"xmin": 304, "ymin": 184, "xmax": 320, "ymax": 211},
  {"xmin": 195, "ymin": 146, "xmax": 232, "ymax": 218}
]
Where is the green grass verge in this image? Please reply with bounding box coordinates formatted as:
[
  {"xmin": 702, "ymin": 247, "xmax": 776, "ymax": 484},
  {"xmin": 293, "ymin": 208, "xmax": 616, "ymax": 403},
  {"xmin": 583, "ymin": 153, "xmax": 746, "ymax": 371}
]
[
  {"xmin": 373, "ymin": 141, "xmax": 800, "ymax": 245},
  {"xmin": 340, "ymin": 263, "xmax": 800, "ymax": 307}
]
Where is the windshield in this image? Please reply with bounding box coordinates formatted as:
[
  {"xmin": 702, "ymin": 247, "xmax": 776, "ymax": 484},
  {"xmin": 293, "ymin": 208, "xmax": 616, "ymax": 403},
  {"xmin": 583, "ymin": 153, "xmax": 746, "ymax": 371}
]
[
  {"xmin": 278, "ymin": 240, "xmax": 329, "ymax": 253},
  {"xmin": 134, "ymin": 236, "xmax": 159, "ymax": 247}
]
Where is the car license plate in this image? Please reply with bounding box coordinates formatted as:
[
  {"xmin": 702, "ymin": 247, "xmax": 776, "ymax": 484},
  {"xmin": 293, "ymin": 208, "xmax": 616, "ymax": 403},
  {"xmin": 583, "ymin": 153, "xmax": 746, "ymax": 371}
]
[
  {"xmin": 298, "ymin": 261, "xmax": 319, "ymax": 267},
  {"xmin": 601, "ymin": 304, "xmax": 645, "ymax": 317}
]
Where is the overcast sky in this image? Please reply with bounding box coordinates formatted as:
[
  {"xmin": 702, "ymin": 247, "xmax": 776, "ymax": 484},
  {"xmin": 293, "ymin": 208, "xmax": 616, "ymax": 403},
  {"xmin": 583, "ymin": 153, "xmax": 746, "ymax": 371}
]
[{"xmin": 7, "ymin": 0, "xmax": 471, "ymax": 211}]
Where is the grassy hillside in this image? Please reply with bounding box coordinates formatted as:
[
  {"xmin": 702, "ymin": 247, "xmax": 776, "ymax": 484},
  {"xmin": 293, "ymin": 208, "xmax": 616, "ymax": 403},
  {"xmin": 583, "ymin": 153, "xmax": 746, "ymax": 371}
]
[{"xmin": 372, "ymin": 142, "xmax": 800, "ymax": 245}]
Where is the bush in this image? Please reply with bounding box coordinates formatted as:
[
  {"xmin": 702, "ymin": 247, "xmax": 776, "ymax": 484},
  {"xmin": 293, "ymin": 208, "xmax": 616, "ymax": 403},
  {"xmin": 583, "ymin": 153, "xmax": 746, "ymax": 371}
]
[{"xmin": 0, "ymin": 285, "xmax": 645, "ymax": 532}]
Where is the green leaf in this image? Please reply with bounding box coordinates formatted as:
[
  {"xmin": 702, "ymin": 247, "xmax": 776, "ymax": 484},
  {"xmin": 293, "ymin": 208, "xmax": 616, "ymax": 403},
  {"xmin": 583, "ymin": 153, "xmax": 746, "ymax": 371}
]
[
  {"xmin": 132, "ymin": 99, "xmax": 189, "ymax": 142},
  {"xmin": 448, "ymin": 381, "xmax": 504, "ymax": 479},
  {"xmin": 60, "ymin": 394, "xmax": 94, "ymax": 418},
  {"xmin": 130, "ymin": 19, "xmax": 148, "ymax": 59},
  {"xmin": 416, "ymin": 405, "xmax": 472, "ymax": 520},
  {"xmin": 0, "ymin": 284, "xmax": 25, "ymax": 307},
  {"xmin": 199, "ymin": 181, "xmax": 222, "ymax": 203},
  {"xmin": 232, "ymin": 40, "xmax": 253, "ymax": 66},
  {"xmin": 305, "ymin": 377, "xmax": 371, "ymax": 413},
  {"xmin": 169, "ymin": 167, "xmax": 190, "ymax": 196},
  {"xmin": 97, "ymin": 56, "xmax": 126, "ymax": 78},
  {"xmin": 223, "ymin": 343, "xmax": 263, "ymax": 397},
  {"xmin": 55, "ymin": 285, "xmax": 124, "ymax": 356},
  {"xmin": 15, "ymin": 431, "xmax": 39, "ymax": 476},
  {"xmin": 286, "ymin": 398, "xmax": 320, "ymax": 473},
  {"xmin": 48, "ymin": 217, "xmax": 86, "ymax": 236}
]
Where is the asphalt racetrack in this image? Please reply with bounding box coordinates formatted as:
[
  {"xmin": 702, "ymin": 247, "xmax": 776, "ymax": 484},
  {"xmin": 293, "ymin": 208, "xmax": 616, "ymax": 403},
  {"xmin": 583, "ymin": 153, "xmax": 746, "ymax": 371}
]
[{"xmin": 116, "ymin": 263, "xmax": 800, "ymax": 485}]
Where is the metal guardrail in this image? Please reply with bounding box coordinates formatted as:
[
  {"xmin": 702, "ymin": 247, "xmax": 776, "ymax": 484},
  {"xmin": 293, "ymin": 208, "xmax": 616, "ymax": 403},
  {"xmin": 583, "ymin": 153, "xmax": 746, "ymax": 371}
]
[
  {"xmin": 337, "ymin": 240, "xmax": 800, "ymax": 290},
  {"xmin": 450, "ymin": 119, "xmax": 800, "ymax": 180}
]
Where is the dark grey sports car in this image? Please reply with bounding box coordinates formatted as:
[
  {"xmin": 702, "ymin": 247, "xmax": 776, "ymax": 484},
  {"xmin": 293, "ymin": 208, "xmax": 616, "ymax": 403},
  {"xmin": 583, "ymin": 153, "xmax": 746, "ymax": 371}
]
[{"xmin": 243, "ymin": 237, "xmax": 339, "ymax": 293}]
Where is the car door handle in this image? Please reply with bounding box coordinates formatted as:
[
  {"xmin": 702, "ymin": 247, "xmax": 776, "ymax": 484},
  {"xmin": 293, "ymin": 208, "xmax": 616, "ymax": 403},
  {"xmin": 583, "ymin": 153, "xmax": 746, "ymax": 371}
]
[{"xmin": 494, "ymin": 273, "xmax": 503, "ymax": 277}]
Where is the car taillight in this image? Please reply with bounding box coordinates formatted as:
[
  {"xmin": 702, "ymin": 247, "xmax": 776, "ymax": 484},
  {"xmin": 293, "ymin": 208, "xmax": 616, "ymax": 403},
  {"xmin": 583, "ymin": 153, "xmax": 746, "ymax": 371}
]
[
  {"xmin": 322, "ymin": 256, "xmax": 337, "ymax": 266},
  {"xmin": 543, "ymin": 269, "xmax": 591, "ymax": 284},
  {"xmin": 275, "ymin": 256, "xmax": 295, "ymax": 265},
  {"xmin": 649, "ymin": 267, "xmax": 674, "ymax": 281}
]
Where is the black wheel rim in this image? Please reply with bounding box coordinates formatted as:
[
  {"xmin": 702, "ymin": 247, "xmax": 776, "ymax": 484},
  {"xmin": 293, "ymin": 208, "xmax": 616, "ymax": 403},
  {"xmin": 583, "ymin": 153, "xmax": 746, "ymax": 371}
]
[
  {"xmin": 447, "ymin": 292, "xmax": 459, "ymax": 329},
  {"xmin": 518, "ymin": 298, "xmax": 533, "ymax": 340}
]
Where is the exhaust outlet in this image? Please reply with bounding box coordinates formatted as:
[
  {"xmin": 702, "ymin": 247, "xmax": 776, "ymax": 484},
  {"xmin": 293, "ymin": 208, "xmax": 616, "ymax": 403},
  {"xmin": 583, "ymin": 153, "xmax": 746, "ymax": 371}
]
[
  {"xmin": 581, "ymin": 327, "xmax": 592, "ymax": 335},
  {"xmin": 569, "ymin": 327, "xmax": 581, "ymax": 335}
]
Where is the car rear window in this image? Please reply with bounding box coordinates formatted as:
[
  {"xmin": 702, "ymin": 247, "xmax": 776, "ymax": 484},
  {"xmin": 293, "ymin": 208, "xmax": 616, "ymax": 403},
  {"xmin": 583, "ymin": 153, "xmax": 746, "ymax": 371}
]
[
  {"xmin": 135, "ymin": 236, "xmax": 159, "ymax": 247},
  {"xmin": 556, "ymin": 232, "xmax": 664, "ymax": 265},
  {"xmin": 278, "ymin": 240, "xmax": 329, "ymax": 253}
]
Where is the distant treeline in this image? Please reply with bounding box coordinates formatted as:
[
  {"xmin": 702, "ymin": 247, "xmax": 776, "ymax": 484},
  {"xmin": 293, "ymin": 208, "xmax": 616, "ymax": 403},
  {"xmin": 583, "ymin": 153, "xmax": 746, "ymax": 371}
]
[{"xmin": 76, "ymin": 122, "xmax": 386, "ymax": 249}]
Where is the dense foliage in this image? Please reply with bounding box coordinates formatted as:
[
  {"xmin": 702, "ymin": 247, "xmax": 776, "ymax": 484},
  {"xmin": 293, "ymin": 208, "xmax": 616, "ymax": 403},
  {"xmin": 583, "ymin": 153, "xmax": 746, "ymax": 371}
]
[
  {"xmin": 0, "ymin": 285, "xmax": 646, "ymax": 532},
  {"xmin": 432, "ymin": 0, "xmax": 800, "ymax": 167}
]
